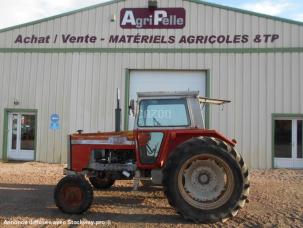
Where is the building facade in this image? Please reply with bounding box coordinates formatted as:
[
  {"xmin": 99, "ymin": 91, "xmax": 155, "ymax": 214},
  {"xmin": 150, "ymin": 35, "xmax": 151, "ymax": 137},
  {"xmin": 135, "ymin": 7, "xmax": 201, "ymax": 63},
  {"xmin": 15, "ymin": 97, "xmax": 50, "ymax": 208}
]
[{"xmin": 0, "ymin": 0, "xmax": 302, "ymax": 169}]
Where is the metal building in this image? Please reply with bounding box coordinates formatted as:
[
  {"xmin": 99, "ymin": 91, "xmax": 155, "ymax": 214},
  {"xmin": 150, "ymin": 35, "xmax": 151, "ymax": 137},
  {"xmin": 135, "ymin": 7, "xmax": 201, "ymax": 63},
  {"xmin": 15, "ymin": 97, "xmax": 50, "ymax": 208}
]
[{"xmin": 0, "ymin": 0, "xmax": 302, "ymax": 169}]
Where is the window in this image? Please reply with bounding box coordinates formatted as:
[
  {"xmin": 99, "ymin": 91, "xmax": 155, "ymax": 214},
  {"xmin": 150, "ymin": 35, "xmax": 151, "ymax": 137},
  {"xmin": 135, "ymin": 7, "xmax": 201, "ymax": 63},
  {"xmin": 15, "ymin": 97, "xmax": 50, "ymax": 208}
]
[
  {"xmin": 297, "ymin": 120, "xmax": 302, "ymax": 159},
  {"xmin": 138, "ymin": 132, "xmax": 164, "ymax": 164},
  {"xmin": 138, "ymin": 98, "xmax": 190, "ymax": 127},
  {"xmin": 274, "ymin": 120, "xmax": 292, "ymax": 158}
]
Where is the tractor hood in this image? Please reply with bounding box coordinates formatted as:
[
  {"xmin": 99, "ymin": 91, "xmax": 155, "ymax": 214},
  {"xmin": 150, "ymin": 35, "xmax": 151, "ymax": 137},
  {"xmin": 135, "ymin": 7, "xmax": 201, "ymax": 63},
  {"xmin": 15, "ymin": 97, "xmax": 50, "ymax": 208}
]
[{"xmin": 70, "ymin": 131, "xmax": 135, "ymax": 146}]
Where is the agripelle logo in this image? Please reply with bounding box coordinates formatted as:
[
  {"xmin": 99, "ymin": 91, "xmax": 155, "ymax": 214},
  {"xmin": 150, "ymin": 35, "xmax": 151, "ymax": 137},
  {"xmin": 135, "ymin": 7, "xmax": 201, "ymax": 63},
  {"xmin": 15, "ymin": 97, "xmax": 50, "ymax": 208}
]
[{"xmin": 120, "ymin": 8, "xmax": 186, "ymax": 29}]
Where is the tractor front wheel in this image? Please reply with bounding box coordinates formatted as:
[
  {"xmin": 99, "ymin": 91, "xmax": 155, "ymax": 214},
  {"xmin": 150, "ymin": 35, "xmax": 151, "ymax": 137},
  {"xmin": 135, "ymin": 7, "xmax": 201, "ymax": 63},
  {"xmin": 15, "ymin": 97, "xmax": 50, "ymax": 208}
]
[
  {"xmin": 54, "ymin": 175, "xmax": 93, "ymax": 214},
  {"xmin": 163, "ymin": 137, "xmax": 250, "ymax": 223}
]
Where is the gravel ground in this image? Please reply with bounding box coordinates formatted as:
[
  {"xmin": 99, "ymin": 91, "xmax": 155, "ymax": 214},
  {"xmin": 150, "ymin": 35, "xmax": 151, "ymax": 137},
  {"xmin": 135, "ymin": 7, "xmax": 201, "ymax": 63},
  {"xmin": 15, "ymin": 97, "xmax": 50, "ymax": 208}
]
[{"xmin": 0, "ymin": 162, "xmax": 303, "ymax": 227}]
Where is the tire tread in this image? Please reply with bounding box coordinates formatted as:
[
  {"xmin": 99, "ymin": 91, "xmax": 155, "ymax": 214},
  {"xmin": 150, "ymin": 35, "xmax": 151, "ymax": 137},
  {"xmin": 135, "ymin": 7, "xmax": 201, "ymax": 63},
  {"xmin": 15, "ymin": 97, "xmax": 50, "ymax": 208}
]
[
  {"xmin": 163, "ymin": 136, "xmax": 250, "ymax": 223},
  {"xmin": 54, "ymin": 175, "xmax": 93, "ymax": 214}
]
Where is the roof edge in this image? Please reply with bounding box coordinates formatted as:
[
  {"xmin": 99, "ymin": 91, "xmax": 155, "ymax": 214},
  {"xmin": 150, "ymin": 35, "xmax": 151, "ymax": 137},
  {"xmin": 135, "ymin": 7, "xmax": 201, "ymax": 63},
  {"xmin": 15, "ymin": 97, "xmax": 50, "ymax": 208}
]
[
  {"xmin": 137, "ymin": 91, "xmax": 199, "ymax": 97},
  {"xmin": 0, "ymin": 0, "xmax": 302, "ymax": 34},
  {"xmin": 185, "ymin": 0, "xmax": 303, "ymax": 26},
  {"xmin": 0, "ymin": 0, "xmax": 125, "ymax": 33}
]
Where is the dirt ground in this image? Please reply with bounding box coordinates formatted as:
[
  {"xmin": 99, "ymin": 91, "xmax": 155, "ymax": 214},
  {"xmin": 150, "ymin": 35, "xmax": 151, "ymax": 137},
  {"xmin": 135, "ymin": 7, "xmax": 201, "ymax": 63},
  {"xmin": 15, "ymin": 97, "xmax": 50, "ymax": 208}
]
[{"xmin": 0, "ymin": 162, "xmax": 302, "ymax": 227}]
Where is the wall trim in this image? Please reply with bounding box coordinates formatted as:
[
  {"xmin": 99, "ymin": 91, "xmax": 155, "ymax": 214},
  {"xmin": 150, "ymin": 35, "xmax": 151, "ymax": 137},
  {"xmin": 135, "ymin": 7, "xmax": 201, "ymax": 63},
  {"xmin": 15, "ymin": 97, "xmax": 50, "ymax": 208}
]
[
  {"xmin": 0, "ymin": 47, "xmax": 302, "ymax": 54},
  {"xmin": 205, "ymin": 70, "xmax": 210, "ymax": 128},
  {"xmin": 124, "ymin": 69, "xmax": 131, "ymax": 131},
  {"xmin": 2, "ymin": 109, "xmax": 38, "ymax": 162}
]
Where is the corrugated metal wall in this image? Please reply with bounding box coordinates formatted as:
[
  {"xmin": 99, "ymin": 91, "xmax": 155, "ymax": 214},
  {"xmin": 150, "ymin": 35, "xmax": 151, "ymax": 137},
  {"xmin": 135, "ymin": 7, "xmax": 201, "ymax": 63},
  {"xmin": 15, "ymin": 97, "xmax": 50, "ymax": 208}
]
[{"xmin": 0, "ymin": 0, "xmax": 302, "ymax": 168}]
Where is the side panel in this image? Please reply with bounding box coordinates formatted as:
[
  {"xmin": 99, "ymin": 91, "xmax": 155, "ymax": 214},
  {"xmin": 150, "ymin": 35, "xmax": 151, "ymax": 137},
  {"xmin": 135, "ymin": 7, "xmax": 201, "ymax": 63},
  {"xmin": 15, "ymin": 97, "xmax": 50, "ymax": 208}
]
[
  {"xmin": 71, "ymin": 145, "xmax": 92, "ymax": 171},
  {"xmin": 135, "ymin": 129, "xmax": 235, "ymax": 169},
  {"xmin": 70, "ymin": 140, "xmax": 135, "ymax": 172}
]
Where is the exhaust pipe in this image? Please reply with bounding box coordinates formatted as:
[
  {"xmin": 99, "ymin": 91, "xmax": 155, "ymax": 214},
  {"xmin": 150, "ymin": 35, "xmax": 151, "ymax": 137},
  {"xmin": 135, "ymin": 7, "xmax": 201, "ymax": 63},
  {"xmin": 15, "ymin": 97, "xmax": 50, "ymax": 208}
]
[{"xmin": 115, "ymin": 88, "xmax": 121, "ymax": 132}]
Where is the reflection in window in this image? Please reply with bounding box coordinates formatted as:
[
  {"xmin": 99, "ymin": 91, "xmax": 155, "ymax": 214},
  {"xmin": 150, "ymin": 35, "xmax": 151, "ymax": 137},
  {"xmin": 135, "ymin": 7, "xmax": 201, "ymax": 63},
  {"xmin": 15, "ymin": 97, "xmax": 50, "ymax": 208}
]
[
  {"xmin": 138, "ymin": 132, "xmax": 164, "ymax": 164},
  {"xmin": 11, "ymin": 114, "xmax": 18, "ymax": 150},
  {"xmin": 138, "ymin": 99, "xmax": 190, "ymax": 127},
  {"xmin": 274, "ymin": 120, "xmax": 292, "ymax": 158},
  {"xmin": 20, "ymin": 115, "xmax": 36, "ymax": 150},
  {"xmin": 298, "ymin": 120, "xmax": 302, "ymax": 159}
]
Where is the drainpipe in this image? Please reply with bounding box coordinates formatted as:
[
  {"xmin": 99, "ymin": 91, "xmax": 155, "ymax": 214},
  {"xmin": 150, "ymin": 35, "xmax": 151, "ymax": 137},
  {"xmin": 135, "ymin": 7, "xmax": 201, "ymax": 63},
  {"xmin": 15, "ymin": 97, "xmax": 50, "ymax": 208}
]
[{"xmin": 115, "ymin": 88, "xmax": 121, "ymax": 132}]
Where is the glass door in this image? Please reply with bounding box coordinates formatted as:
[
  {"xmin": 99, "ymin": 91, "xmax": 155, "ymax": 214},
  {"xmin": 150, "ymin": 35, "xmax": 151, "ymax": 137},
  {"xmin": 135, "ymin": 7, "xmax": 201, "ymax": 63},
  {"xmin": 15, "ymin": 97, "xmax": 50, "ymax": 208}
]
[
  {"xmin": 274, "ymin": 118, "xmax": 303, "ymax": 168},
  {"xmin": 8, "ymin": 113, "xmax": 36, "ymax": 161},
  {"xmin": 294, "ymin": 120, "xmax": 303, "ymax": 168}
]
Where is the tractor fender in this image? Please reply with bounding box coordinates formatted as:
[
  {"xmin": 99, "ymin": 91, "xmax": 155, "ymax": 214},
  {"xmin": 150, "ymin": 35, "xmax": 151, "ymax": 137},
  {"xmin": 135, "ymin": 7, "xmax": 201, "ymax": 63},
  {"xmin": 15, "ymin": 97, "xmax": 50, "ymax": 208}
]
[{"xmin": 162, "ymin": 130, "xmax": 236, "ymax": 168}]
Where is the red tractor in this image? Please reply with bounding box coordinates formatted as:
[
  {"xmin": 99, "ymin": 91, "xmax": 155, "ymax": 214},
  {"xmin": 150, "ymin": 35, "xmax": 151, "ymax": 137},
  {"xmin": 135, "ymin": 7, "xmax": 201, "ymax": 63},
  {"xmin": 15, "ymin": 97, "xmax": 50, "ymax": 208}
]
[{"xmin": 54, "ymin": 91, "xmax": 250, "ymax": 223}]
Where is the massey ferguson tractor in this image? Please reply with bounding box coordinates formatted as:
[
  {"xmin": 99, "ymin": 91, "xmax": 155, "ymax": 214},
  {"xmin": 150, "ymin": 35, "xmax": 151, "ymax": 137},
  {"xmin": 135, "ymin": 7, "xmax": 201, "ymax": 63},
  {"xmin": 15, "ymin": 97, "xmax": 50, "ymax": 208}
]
[{"xmin": 54, "ymin": 91, "xmax": 250, "ymax": 223}]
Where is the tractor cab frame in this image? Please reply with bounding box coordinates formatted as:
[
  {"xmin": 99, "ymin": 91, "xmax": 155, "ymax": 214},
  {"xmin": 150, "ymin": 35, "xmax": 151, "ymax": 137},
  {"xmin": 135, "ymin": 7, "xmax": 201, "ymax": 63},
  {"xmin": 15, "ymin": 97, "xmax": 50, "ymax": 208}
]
[{"xmin": 132, "ymin": 91, "xmax": 232, "ymax": 171}]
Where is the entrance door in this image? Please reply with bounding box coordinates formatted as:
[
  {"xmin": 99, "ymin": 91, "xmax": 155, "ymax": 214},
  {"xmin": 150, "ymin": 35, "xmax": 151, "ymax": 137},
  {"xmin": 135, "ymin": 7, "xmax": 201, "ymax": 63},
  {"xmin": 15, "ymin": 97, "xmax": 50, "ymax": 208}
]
[
  {"xmin": 7, "ymin": 113, "xmax": 36, "ymax": 161},
  {"xmin": 128, "ymin": 70, "xmax": 206, "ymax": 130},
  {"xmin": 274, "ymin": 118, "xmax": 303, "ymax": 168}
]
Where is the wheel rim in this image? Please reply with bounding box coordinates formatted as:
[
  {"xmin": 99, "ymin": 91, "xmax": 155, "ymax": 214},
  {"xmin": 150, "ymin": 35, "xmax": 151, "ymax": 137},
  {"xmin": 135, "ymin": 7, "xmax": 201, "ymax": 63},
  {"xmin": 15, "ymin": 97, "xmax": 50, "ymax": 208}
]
[
  {"xmin": 178, "ymin": 154, "xmax": 235, "ymax": 210},
  {"xmin": 60, "ymin": 184, "xmax": 84, "ymax": 209}
]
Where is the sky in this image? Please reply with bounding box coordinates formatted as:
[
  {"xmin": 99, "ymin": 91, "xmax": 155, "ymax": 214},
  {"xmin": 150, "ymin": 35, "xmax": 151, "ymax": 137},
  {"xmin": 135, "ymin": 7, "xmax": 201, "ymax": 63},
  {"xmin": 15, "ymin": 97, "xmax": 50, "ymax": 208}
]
[{"xmin": 0, "ymin": 0, "xmax": 302, "ymax": 30}]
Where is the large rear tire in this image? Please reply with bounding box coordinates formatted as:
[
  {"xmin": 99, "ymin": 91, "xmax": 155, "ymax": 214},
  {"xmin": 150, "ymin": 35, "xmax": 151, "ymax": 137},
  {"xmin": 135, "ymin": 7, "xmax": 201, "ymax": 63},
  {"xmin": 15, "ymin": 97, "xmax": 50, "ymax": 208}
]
[
  {"xmin": 163, "ymin": 137, "xmax": 250, "ymax": 223},
  {"xmin": 54, "ymin": 175, "xmax": 93, "ymax": 214}
]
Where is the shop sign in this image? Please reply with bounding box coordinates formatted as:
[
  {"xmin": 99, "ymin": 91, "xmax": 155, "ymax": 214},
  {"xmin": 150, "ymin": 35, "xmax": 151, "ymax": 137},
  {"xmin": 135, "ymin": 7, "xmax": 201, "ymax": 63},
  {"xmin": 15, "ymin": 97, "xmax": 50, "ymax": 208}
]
[{"xmin": 120, "ymin": 8, "xmax": 186, "ymax": 29}]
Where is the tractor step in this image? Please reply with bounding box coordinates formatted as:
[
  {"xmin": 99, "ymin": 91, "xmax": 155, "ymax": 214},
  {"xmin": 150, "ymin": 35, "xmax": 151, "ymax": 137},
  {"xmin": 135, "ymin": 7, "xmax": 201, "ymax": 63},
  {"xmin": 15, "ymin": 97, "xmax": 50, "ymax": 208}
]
[{"xmin": 87, "ymin": 162, "xmax": 136, "ymax": 172}]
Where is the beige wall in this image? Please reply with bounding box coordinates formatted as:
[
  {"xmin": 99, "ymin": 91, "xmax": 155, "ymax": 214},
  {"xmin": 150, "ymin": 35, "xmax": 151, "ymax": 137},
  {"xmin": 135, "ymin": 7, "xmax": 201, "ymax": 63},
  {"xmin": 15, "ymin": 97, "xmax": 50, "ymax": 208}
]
[{"xmin": 0, "ymin": 0, "xmax": 302, "ymax": 168}]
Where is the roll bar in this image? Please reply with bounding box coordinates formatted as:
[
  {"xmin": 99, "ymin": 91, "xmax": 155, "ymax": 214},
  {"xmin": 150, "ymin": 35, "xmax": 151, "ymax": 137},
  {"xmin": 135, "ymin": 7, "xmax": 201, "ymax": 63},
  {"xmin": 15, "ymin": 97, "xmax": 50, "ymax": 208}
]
[{"xmin": 198, "ymin": 97, "xmax": 231, "ymax": 105}]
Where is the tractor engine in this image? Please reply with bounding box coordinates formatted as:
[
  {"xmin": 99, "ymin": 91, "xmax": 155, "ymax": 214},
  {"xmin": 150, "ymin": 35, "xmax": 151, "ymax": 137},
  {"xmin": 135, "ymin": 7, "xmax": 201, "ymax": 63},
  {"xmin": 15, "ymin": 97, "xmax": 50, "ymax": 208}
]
[
  {"xmin": 67, "ymin": 131, "xmax": 138, "ymax": 188},
  {"xmin": 92, "ymin": 149, "xmax": 135, "ymax": 164},
  {"xmin": 88, "ymin": 149, "xmax": 136, "ymax": 180}
]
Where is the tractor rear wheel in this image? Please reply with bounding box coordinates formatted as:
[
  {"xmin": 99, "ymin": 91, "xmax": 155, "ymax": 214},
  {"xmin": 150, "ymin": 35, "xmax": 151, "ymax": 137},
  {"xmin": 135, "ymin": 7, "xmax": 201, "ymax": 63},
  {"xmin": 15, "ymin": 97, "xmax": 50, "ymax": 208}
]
[
  {"xmin": 54, "ymin": 175, "xmax": 93, "ymax": 214},
  {"xmin": 163, "ymin": 137, "xmax": 250, "ymax": 223},
  {"xmin": 89, "ymin": 176, "xmax": 115, "ymax": 189}
]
